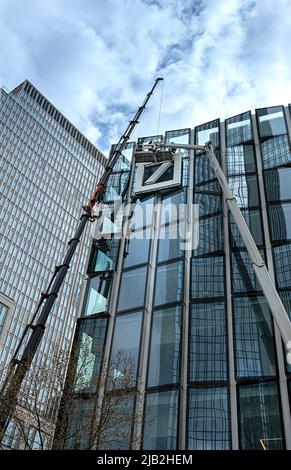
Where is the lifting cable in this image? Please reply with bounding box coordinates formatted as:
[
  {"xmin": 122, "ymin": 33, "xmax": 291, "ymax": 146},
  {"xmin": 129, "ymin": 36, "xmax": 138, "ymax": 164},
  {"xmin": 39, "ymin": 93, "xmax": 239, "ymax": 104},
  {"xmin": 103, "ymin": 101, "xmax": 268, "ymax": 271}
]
[{"xmin": 157, "ymin": 77, "xmax": 164, "ymax": 135}]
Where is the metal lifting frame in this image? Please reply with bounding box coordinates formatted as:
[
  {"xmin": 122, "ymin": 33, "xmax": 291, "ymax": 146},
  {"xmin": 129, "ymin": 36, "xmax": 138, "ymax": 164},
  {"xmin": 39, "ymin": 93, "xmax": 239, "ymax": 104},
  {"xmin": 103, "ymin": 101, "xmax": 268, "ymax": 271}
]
[
  {"xmin": 142, "ymin": 140, "xmax": 291, "ymax": 363},
  {"xmin": 0, "ymin": 77, "xmax": 164, "ymax": 441}
]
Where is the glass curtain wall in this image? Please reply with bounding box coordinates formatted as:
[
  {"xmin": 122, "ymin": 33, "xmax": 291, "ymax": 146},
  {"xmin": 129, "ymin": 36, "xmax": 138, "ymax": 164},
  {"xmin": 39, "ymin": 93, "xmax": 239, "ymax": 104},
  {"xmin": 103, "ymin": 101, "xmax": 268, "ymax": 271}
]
[
  {"xmin": 188, "ymin": 120, "xmax": 230, "ymax": 450},
  {"xmin": 57, "ymin": 112, "xmax": 291, "ymax": 450},
  {"xmin": 227, "ymin": 109, "xmax": 283, "ymax": 450},
  {"xmin": 259, "ymin": 105, "xmax": 291, "ymax": 410}
]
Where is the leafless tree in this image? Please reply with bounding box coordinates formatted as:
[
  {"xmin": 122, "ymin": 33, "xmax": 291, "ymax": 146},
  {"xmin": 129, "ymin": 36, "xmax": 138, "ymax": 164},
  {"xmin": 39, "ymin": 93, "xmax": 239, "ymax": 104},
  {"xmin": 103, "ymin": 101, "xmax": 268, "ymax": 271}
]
[{"xmin": 0, "ymin": 338, "xmax": 147, "ymax": 450}]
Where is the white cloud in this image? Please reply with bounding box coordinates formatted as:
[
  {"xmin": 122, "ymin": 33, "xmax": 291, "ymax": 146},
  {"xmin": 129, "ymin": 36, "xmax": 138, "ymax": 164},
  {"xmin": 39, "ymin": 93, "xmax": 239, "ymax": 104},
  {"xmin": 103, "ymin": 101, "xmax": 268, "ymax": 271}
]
[{"xmin": 1, "ymin": 0, "xmax": 291, "ymax": 154}]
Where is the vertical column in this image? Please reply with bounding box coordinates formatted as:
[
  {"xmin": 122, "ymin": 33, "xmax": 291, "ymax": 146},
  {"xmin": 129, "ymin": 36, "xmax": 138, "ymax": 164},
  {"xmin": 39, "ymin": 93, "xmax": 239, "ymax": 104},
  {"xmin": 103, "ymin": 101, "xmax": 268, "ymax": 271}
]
[
  {"xmin": 252, "ymin": 114, "xmax": 291, "ymax": 449},
  {"xmin": 220, "ymin": 121, "xmax": 239, "ymax": 450},
  {"xmin": 178, "ymin": 130, "xmax": 195, "ymax": 450}
]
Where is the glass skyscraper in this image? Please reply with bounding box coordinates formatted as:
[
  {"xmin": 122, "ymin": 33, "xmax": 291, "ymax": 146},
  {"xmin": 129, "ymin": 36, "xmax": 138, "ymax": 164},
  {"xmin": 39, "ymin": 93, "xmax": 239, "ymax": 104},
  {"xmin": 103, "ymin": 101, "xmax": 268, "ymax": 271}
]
[
  {"xmin": 57, "ymin": 105, "xmax": 291, "ymax": 450},
  {"xmin": 0, "ymin": 80, "xmax": 106, "ymax": 448}
]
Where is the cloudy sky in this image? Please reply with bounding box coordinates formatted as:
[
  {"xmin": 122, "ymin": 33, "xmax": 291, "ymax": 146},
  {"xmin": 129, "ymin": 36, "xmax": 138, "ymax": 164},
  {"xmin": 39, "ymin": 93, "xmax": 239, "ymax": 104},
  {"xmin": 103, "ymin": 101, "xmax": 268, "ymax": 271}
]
[{"xmin": 1, "ymin": 0, "xmax": 291, "ymax": 155}]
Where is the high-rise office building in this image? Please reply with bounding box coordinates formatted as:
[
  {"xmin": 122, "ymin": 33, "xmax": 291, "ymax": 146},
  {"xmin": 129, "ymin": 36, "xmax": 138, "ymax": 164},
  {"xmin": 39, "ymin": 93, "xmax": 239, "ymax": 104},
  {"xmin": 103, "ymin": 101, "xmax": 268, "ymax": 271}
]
[
  {"xmin": 57, "ymin": 104, "xmax": 291, "ymax": 451},
  {"xmin": 0, "ymin": 80, "xmax": 106, "ymax": 448}
]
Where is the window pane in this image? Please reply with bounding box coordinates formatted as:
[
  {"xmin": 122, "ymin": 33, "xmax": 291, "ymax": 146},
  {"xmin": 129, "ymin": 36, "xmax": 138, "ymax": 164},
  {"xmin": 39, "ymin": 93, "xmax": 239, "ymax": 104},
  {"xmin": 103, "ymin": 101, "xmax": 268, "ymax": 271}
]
[
  {"xmin": 191, "ymin": 256, "xmax": 225, "ymax": 299},
  {"xmin": 64, "ymin": 399, "xmax": 95, "ymax": 449},
  {"xmin": 117, "ymin": 267, "xmax": 147, "ymax": 311},
  {"xmin": 188, "ymin": 387, "xmax": 230, "ymax": 450},
  {"xmin": 194, "ymin": 155, "xmax": 216, "ymax": 184},
  {"xmin": 238, "ymin": 382, "xmax": 284, "ymax": 450},
  {"xmin": 109, "ymin": 312, "xmax": 142, "ymax": 388},
  {"xmin": 226, "ymin": 145, "xmax": 256, "ymax": 175},
  {"xmin": 98, "ymin": 395, "xmax": 134, "ymax": 450},
  {"xmin": 273, "ymin": 244, "xmax": 291, "ymax": 289},
  {"xmin": 228, "ymin": 174, "xmax": 259, "ymax": 208},
  {"xmin": 83, "ymin": 274, "xmax": 112, "ymax": 316},
  {"xmin": 104, "ymin": 171, "xmax": 129, "ymax": 201},
  {"xmin": 157, "ymin": 224, "xmax": 183, "ymax": 262},
  {"xmin": 73, "ymin": 317, "xmax": 108, "ymax": 393},
  {"xmin": 189, "ymin": 302, "xmax": 227, "ymax": 381},
  {"xmin": 257, "ymin": 106, "xmax": 286, "ymax": 138},
  {"xmin": 195, "ymin": 191, "xmax": 221, "ymax": 217},
  {"xmin": 123, "ymin": 228, "xmax": 151, "ymax": 268},
  {"xmin": 231, "ymin": 249, "xmax": 265, "ymax": 293},
  {"xmin": 264, "ymin": 167, "xmax": 291, "ymax": 202},
  {"xmin": 160, "ymin": 190, "xmax": 186, "ymax": 226},
  {"xmin": 268, "ymin": 203, "xmax": 291, "ymax": 242},
  {"xmin": 88, "ymin": 238, "xmax": 120, "ymax": 274},
  {"xmin": 143, "ymin": 390, "xmax": 178, "ymax": 450},
  {"xmin": 260, "ymin": 135, "xmax": 291, "ymax": 169},
  {"xmin": 129, "ymin": 197, "xmax": 154, "ymax": 230},
  {"xmin": 195, "ymin": 120, "xmax": 219, "ymax": 147},
  {"xmin": 229, "ymin": 209, "xmax": 263, "ymax": 248},
  {"xmin": 193, "ymin": 214, "xmax": 224, "ymax": 256},
  {"xmin": 226, "ymin": 112, "xmax": 252, "ymax": 146},
  {"xmin": 154, "ymin": 261, "xmax": 183, "ymax": 306},
  {"xmin": 233, "ymin": 297, "xmax": 276, "ymax": 378},
  {"xmin": 147, "ymin": 307, "xmax": 181, "ymax": 387}
]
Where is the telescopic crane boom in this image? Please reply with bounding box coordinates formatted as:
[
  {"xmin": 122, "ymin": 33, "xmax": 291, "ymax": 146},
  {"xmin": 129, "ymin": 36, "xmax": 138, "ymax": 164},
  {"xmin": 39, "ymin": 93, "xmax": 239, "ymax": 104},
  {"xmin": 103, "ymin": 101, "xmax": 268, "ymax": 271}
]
[{"xmin": 0, "ymin": 78, "xmax": 163, "ymax": 441}]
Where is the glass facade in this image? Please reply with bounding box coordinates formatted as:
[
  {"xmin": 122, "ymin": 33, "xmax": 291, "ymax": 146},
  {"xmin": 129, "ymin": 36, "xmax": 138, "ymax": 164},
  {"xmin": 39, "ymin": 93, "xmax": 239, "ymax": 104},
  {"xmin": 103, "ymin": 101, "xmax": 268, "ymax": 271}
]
[
  {"xmin": 58, "ymin": 106, "xmax": 291, "ymax": 450},
  {"xmin": 0, "ymin": 80, "xmax": 105, "ymax": 448}
]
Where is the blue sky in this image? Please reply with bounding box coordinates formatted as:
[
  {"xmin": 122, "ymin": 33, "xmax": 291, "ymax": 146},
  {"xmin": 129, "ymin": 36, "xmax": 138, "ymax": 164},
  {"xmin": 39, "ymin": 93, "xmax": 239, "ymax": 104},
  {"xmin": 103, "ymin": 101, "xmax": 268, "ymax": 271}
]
[{"xmin": 1, "ymin": 0, "xmax": 291, "ymax": 155}]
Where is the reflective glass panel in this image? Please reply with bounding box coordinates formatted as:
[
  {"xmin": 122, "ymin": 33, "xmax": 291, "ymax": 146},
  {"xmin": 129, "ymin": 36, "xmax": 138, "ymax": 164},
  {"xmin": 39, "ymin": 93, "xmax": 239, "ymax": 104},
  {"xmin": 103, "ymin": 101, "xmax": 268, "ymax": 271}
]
[
  {"xmin": 226, "ymin": 144, "xmax": 256, "ymax": 175},
  {"xmin": 228, "ymin": 174, "xmax": 259, "ymax": 208},
  {"xmin": 147, "ymin": 306, "xmax": 181, "ymax": 387},
  {"xmin": 82, "ymin": 274, "xmax": 112, "ymax": 316},
  {"xmin": 109, "ymin": 312, "xmax": 142, "ymax": 388},
  {"xmin": 157, "ymin": 224, "xmax": 183, "ymax": 262},
  {"xmin": 195, "ymin": 120, "xmax": 219, "ymax": 147},
  {"xmin": 231, "ymin": 249, "xmax": 265, "ymax": 293},
  {"xmin": 193, "ymin": 214, "xmax": 224, "ymax": 256},
  {"xmin": 143, "ymin": 390, "xmax": 178, "ymax": 450},
  {"xmin": 129, "ymin": 197, "xmax": 154, "ymax": 231},
  {"xmin": 73, "ymin": 317, "xmax": 108, "ymax": 392},
  {"xmin": 194, "ymin": 155, "xmax": 216, "ymax": 184},
  {"xmin": 195, "ymin": 191, "xmax": 221, "ymax": 217},
  {"xmin": 226, "ymin": 112, "xmax": 252, "ymax": 146},
  {"xmin": 123, "ymin": 228, "xmax": 151, "ymax": 268},
  {"xmin": 191, "ymin": 256, "xmax": 225, "ymax": 299},
  {"xmin": 238, "ymin": 382, "xmax": 284, "ymax": 450},
  {"xmin": 64, "ymin": 399, "xmax": 95, "ymax": 449},
  {"xmin": 268, "ymin": 203, "xmax": 291, "ymax": 242},
  {"xmin": 229, "ymin": 209, "xmax": 263, "ymax": 248},
  {"xmin": 160, "ymin": 190, "xmax": 186, "ymax": 226},
  {"xmin": 189, "ymin": 302, "xmax": 227, "ymax": 381},
  {"xmin": 110, "ymin": 142, "xmax": 134, "ymax": 171},
  {"xmin": 104, "ymin": 171, "xmax": 129, "ymax": 202},
  {"xmin": 257, "ymin": 106, "xmax": 286, "ymax": 138},
  {"xmin": 154, "ymin": 261, "xmax": 183, "ymax": 306},
  {"xmin": 117, "ymin": 267, "xmax": 147, "ymax": 311},
  {"xmin": 187, "ymin": 387, "xmax": 230, "ymax": 450},
  {"xmin": 273, "ymin": 244, "xmax": 291, "ymax": 289},
  {"xmin": 233, "ymin": 297, "xmax": 276, "ymax": 378},
  {"xmin": 88, "ymin": 238, "xmax": 120, "ymax": 274},
  {"xmin": 98, "ymin": 395, "xmax": 134, "ymax": 449},
  {"xmin": 260, "ymin": 135, "xmax": 291, "ymax": 169},
  {"xmin": 264, "ymin": 167, "xmax": 291, "ymax": 202}
]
